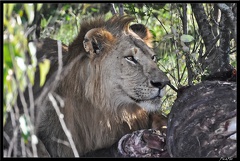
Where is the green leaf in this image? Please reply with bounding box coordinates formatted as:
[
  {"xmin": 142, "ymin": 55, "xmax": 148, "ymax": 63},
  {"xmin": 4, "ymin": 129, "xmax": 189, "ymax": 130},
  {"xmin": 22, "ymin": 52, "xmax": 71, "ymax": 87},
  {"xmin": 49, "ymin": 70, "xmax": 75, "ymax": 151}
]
[
  {"xmin": 180, "ymin": 34, "xmax": 194, "ymax": 43},
  {"xmin": 37, "ymin": 4, "xmax": 43, "ymax": 11},
  {"xmin": 162, "ymin": 34, "xmax": 174, "ymax": 40},
  {"xmin": 24, "ymin": 4, "xmax": 34, "ymax": 24},
  {"xmin": 3, "ymin": 67, "xmax": 8, "ymax": 85},
  {"xmin": 182, "ymin": 46, "xmax": 190, "ymax": 52},
  {"xmin": 150, "ymin": 30, "xmax": 156, "ymax": 38},
  {"xmin": 41, "ymin": 18, "xmax": 47, "ymax": 28},
  {"xmin": 3, "ymin": 4, "xmax": 7, "ymax": 17},
  {"xmin": 91, "ymin": 8, "xmax": 98, "ymax": 12},
  {"xmin": 7, "ymin": 4, "xmax": 15, "ymax": 17},
  {"xmin": 171, "ymin": 26, "xmax": 177, "ymax": 36},
  {"xmin": 41, "ymin": 16, "xmax": 52, "ymax": 28},
  {"xmin": 4, "ymin": 43, "xmax": 13, "ymax": 68},
  {"xmin": 27, "ymin": 66, "xmax": 35, "ymax": 85},
  {"xmin": 19, "ymin": 115, "xmax": 30, "ymax": 143},
  {"xmin": 39, "ymin": 59, "xmax": 50, "ymax": 87},
  {"xmin": 28, "ymin": 42, "xmax": 37, "ymax": 67},
  {"xmin": 65, "ymin": 15, "xmax": 70, "ymax": 21}
]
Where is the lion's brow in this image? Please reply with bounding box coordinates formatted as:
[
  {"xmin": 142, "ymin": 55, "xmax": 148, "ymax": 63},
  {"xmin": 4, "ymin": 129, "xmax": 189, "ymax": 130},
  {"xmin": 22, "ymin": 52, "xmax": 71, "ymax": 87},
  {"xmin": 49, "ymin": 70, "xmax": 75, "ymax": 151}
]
[{"xmin": 129, "ymin": 35, "xmax": 153, "ymax": 55}]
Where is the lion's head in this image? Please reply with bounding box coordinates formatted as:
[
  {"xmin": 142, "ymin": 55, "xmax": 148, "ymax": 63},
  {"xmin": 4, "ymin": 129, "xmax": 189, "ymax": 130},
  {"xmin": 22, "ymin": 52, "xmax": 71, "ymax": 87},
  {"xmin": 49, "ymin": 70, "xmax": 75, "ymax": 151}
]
[
  {"xmin": 35, "ymin": 15, "xmax": 170, "ymax": 157},
  {"xmin": 68, "ymin": 15, "xmax": 169, "ymax": 113}
]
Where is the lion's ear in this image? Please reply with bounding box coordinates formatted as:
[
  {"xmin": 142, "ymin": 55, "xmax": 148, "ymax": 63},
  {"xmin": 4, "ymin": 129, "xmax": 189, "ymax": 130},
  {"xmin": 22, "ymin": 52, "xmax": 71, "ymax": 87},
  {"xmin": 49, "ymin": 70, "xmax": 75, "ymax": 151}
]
[
  {"xmin": 130, "ymin": 24, "xmax": 153, "ymax": 48},
  {"xmin": 83, "ymin": 28, "xmax": 115, "ymax": 56}
]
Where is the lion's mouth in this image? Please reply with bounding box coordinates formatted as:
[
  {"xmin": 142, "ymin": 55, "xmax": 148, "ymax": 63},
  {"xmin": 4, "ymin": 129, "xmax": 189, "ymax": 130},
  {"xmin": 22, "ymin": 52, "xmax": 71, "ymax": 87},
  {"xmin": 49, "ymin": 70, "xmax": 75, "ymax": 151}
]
[
  {"xmin": 129, "ymin": 88, "xmax": 164, "ymax": 103},
  {"xmin": 130, "ymin": 95, "xmax": 161, "ymax": 103}
]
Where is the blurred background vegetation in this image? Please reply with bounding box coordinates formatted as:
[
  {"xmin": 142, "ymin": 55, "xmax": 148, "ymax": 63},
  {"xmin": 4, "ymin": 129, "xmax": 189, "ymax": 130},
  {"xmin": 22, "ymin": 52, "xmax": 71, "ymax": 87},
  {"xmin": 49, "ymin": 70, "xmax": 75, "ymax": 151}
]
[{"xmin": 3, "ymin": 3, "xmax": 236, "ymax": 157}]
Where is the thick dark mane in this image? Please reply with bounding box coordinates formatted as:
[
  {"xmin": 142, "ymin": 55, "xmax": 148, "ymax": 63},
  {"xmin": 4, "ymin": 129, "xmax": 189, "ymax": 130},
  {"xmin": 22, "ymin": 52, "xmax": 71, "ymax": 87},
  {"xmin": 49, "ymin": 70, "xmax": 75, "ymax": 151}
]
[{"xmin": 68, "ymin": 15, "xmax": 135, "ymax": 58}]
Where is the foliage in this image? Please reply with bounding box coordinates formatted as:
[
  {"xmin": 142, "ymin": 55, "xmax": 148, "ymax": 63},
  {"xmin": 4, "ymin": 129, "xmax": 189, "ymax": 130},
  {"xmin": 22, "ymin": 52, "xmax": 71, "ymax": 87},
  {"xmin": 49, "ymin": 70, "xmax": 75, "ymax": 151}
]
[
  {"xmin": 3, "ymin": 3, "xmax": 237, "ymax": 157},
  {"xmin": 4, "ymin": 4, "xmax": 33, "ymax": 122},
  {"xmin": 124, "ymin": 3, "xmax": 236, "ymax": 114}
]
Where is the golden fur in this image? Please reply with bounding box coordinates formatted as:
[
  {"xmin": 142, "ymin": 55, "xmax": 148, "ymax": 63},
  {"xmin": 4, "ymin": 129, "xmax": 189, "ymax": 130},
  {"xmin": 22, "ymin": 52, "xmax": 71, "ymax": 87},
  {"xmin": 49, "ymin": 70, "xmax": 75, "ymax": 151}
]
[{"xmin": 34, "ymin": 15, "xmax": 169, "ymax": 157}]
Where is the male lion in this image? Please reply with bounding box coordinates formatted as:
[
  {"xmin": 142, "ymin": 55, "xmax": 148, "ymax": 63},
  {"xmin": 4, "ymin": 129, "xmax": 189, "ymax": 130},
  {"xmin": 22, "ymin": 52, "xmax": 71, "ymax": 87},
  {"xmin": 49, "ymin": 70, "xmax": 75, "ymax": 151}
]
[{"xmin": 3, "ymin": 15, "xmax": 169, "ymax": 157}]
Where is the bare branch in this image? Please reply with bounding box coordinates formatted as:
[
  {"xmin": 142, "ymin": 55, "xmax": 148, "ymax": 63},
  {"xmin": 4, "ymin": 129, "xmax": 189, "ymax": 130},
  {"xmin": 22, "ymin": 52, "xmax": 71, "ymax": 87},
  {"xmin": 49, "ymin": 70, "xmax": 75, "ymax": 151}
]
[
  {"xmin": 191, "ymin": 3, "xmax": 215, "ymax": 51},
  {"xmin": 212, "ymin": 4, "xmax": 220, "ymax": 37},
  {"xmin": 48, "ymin": 93, "xmax": 79, "ymax": 157},
  {"xmin": 152, "ymin": 14, "xmax": 169, "ymax": 34},
  {"xmin": 182, "ymin": 4, "xmax": 188, "ymax": 35},
  {"xmin": 34, "ymin": 50, "xmax": 82, "ymax": 109},
  {"xmin": 181, "ymin": 4, "xmax": 193, "ymax": 85},
  {"xmin": 56, "ymin": 40, "xmax": 63, "ymax": 83},
  {"xmin": 110, "ymin": 3, "xmax": 117, "ymax": 15},
  {"xmin": 8, "ymin": 40, "xmax": 38, "ymax": 156},
  {"xmin": 217, "ymin": 3, "xmax": 236, "ymax": 42},
  {"xmin": 41, "ymin": 40, "xmax": 79, "ymax": 157},
  {"xmin": 118, "ymin": 3, "xmax": 124, "ymax": 16},
  {"xmin": 218, "ymin": 6, "xmax": 232, "ymax": 71}
]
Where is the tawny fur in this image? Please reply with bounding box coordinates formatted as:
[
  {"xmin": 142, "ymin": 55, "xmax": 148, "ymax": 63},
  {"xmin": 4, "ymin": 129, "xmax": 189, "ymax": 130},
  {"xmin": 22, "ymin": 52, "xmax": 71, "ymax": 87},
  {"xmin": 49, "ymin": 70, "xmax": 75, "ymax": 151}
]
[{"xmin": 34, "ymin": 15, "xmax": 169, "ymax": 157}]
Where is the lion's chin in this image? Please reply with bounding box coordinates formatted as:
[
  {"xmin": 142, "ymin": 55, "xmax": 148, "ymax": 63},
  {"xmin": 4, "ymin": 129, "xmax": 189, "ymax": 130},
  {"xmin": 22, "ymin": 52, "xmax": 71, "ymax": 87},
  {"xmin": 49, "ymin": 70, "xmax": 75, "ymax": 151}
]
[
  {"xmin": 137, "ymin": 98, "xmax": 162, "ymax": 112},
  {"xmin": 127, "ymin": 88, "xmax": 165, "ymax": 112}
]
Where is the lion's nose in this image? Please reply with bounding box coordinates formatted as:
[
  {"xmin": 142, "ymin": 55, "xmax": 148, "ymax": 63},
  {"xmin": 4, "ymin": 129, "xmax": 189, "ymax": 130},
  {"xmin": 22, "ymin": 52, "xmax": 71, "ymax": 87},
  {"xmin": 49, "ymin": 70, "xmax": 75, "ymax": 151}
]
[{"xmin": 150, "ymin": 80, "xmax": 170, "ymax": 89}]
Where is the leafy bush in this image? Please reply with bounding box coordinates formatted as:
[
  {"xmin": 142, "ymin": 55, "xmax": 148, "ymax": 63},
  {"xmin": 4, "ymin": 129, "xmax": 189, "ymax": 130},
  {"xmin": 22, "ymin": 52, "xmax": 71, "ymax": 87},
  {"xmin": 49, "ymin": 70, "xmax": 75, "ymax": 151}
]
[{"xmin": 3, "ymin": 3, "xmax": 236, "ymax": 157}]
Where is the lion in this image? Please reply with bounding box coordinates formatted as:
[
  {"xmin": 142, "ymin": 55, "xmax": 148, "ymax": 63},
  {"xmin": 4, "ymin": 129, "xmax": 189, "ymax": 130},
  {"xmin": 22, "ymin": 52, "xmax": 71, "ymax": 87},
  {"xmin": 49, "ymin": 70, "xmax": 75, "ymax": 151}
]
[{"xmin": 4, "ymin": 15, "xmax": 169, "ymax": 157}]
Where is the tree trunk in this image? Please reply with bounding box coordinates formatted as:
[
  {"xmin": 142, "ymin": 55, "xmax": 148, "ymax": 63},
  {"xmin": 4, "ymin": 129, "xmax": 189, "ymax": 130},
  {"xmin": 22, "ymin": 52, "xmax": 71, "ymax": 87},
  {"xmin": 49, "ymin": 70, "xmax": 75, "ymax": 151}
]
[{"xmin": 166, "ymin": 80, "xmax": 236, "ymax": 157}]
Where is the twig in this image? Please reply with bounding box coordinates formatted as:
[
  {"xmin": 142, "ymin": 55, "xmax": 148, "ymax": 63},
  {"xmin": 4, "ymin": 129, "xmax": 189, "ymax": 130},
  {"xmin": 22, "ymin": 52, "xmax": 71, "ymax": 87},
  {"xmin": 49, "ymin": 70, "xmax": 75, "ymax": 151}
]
[
  {"xmin": 24, "ymin": 24, "xmax": 36, "ymax": 38},
  {"xmin": 217, "ymin": 3, "xmax": 236, "ymax": 42},
  {"xmin": 202, "ymin": 35, "xmax": 220, "ymax": 59},
  {"xmin": 110, "ymin": 3, "xmax": 117, "ymax": 15},
  {"xmin": 21, "ymin": 137, "xmax": 26, "ymax": 157},
  {"xmin": 191, "ymin": 3, "xmax": 215, "ymax": 51},
  {"xmin": 26, "ymin": 74, "xmax": 38, "ymax": 157},
  {"xmin": 179, "ymin": 66, "xmax": 187, "ymax": 83},
  {"xmin": 56, "ymin": 40, "xmax": 63, "ymax": 84},
  {"xmin": 191, "ymin": 12, "xmax": 198, "ymax": 54},
  {"xmin": 167, "ymin": 82, "xmax": 178, "ymax": 93},
  {"xmin": 46, "ymin": 40, "xmax": 79, "ymax": 157},
  {"xmin": 48, "ymin": 93, "xmax": 79, "ymax": 157},
  {"xmin": 34, "ymin": 48, "xmax": 82, "ymax": 109},
  {"xmin": 181, "ymin": 4, "xmax": 193, "ymax": 86},
  {"xmin": 9, "ymin": 42, "xmax": 38, "ymax": 156},
  {"xmin": 182, "ymin": 4, "xmax": 188, "ymax": 35},
  {"xmin": 152, "ymin": 14, "xmax": 168, "ymax": 34},
  {"xmin": 118, "ymin": 3, "xmax": 124, "ymax": 16}
]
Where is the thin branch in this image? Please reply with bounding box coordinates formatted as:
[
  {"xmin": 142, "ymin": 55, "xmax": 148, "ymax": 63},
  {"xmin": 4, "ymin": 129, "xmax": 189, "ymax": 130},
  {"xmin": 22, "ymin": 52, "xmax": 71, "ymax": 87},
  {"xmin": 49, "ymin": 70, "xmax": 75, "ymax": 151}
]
[
  {"xmin": 218, "ymin": 5, "xmax": 232, "ymax": 71},
  {"xmin": 217, "ymin": 3, "xmax": 236, "ymax": 42},
  {"xmin": 56, "ymin": 40, "xmax": 63, "ymax": 84},
  {"xmin": 202, "ymin": 34, "xmax": 220, "ymax": 58},
  {"xmin": 152, "ymin": 14, "xmax": 169, "ymax": 34},
  {"xmin": 21, "ymin": 137, "xmax": 27, "ymax": 157},
  {"xmin": 158, "ymin": 63, "xmax": 178, "ymax": 86},
  {"xmin": 9, "ymin": 40, "xmax": 38, "ymax": 156},
  {"xmin": 229, "ymin": 49, "xmax": 236, "ymax": 55},
  {"xmin": 167, "ymin": 83, "xmax": 178, "ymax": 93},
  {"xmin": 26, "ymin": 75, "xmax": 38, "ymax": 157},
  {"xmin": 182, "ymin": 4, "xmax": 188, "ymax": 35},
  {"xmin": 179, "ymin": 65, "xmax": 187, "ymax": 83},
  {"xmin": 212, "ymin": 4, "xmax": 220, "ymax": 37},
  {"xmin": 45, "ymin": 40, "xmax": 79, "ymax": 157},
  {"xmin": 48, "ymin": 93, "xmax": 79, "ymax": 157},
  {"xmin": 174, "ymin": 43, "xmax": 180, "ymax": 84},
  {"xmin": 34, "ymin": 54, "xmax": 82, "ymax": 109},
  {"xmin": 118, "ymin": 3, "xmax": 124, "ymax": 16},
  {"xmin": 191, "ymin": 3, "xmax": 215, "ymax": 51},
  {"xmin": 24, "ymin": 24, "xmax": 36, "ymax": 38},
  {"xmin": 191, "ymin": 11, "xmax": 198, "ymax": 54},
  {"xmin": 180, "ymin": 4, "xmax": 193, "ymax": 85},
  {"xmin": 110, "ymin": 3, "xmax": 117, "ymax": 15}
]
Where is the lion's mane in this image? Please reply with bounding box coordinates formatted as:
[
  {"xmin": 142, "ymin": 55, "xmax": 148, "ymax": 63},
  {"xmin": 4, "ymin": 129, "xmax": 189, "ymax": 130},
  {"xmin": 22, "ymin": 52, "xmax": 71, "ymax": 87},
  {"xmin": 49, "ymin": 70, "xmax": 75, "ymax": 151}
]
[{"xmin": 31, "ymin": 15, "xmax": 164, "ymax": 157}]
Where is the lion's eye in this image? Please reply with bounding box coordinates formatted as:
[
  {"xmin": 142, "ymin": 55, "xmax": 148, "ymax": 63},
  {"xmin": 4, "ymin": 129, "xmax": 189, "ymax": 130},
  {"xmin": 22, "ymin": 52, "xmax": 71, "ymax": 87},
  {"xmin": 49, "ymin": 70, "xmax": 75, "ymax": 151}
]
[
  {"xmin": 125, "ymin": 56, "xmax": 138, "ymax": 64},
  {"xmin": 152, "ymin": 55, "xmax": 157, "ymax": 62}
]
